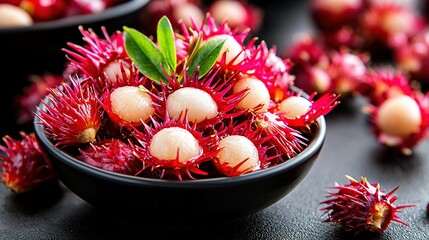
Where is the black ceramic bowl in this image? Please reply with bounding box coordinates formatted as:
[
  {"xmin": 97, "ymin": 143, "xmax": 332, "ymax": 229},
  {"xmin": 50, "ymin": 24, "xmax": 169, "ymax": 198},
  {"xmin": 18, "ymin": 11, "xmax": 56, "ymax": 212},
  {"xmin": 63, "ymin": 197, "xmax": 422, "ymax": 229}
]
[
  {"xmin": 33, "ymin": 102, "xmax": 327, "ymax": 225},
  {"xmin": 0, "ymin": 0, "xmax": 148, "ymax": 138}
]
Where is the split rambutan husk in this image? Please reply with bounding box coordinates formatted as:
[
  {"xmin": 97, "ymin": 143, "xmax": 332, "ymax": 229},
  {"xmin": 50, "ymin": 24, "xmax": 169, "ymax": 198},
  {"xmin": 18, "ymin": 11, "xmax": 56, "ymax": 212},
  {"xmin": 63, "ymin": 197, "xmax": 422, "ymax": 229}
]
[
  {"xmin": 213, "ymin": 120, "xmax": 274, "ymax": 176},
  {"xmin": 77, "ymin": 138, "xmax": 142, "ymax": 175},
  {"xmin": 129, "ymin": 113, "xmax": 218, "ymax": 180},
  {"xmin": 276, "ymin": 90, "xmax": 340, "ymax": 131},
  {"xmin": 63, "ymin": 26, "xmax": 132, "ymax": 81},
  {"xmin": 320, "ymin": 175, "xmax": 414, "ymax": 235},
  {"xmin": 366, "ymin": 92, "xmax": 429, "ymax": 155},
  {"xmin": 0, "ymin": 132, "xmax": 57, "ymax": 194},
  {"xmin": 153, "ymin": 67, "xmax": 247, "ymax": 129},
  {"xmin": 35, "ymin": 78, "xmax": 103, "ymax": 147}
]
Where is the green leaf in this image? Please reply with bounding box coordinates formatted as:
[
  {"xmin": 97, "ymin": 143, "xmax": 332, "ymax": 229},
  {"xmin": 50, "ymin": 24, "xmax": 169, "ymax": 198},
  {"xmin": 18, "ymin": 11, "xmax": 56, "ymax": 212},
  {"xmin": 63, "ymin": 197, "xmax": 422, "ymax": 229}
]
[
  {"xmin": 186, "ymin": 36, "xmax": 227, "ymax": 79},
  {"xmin": 123, "ymin": 26, "xmax": 168, "ymax": 83},
  {"xmin": 157, "ymin": 16, "xmax": 176, "ymax": 72}
]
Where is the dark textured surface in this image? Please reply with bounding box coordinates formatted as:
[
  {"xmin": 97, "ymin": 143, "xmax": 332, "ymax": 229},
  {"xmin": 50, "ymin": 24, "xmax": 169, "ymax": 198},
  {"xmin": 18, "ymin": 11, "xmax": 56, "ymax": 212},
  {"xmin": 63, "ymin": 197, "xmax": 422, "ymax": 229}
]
[{"xmin": 1, "ymin": 1, "xmax": 429, "ymax": 240}]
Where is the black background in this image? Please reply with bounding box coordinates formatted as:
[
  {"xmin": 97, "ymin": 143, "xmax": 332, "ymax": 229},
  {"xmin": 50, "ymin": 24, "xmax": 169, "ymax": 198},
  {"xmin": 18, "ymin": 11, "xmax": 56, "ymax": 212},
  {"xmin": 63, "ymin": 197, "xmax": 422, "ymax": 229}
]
[{"xmin": 1, "ymin": 1, "xmax": 429, "ymax": 239}]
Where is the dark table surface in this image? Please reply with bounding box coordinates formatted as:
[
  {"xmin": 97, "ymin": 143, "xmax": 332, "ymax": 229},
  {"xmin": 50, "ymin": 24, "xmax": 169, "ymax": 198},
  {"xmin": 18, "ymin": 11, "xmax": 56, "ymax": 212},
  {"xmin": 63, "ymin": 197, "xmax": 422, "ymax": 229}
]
[{"xmin": 1, "ymin": 1, "xmax": 429, "ymax": 240}]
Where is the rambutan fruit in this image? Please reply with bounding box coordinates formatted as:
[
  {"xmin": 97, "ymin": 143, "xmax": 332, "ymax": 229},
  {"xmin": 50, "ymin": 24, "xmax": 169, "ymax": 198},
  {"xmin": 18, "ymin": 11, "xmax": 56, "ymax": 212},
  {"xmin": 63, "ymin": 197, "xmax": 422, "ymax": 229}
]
[
  {"xmin": 77, "ymin": 138, "xmax": 142, "ymax": 175},
  {"xmin": 0, "ymin": 132, "xmax": 57, "ymax": 194},
  {"xmin": 320, "ymin": 175, "xmax": 414, "ymax": 235},
  {"xmin": 275, "ymin": 91, "xmax": 340, "ymax": 130},
  {"xmin": 326, "ymin": 49, "xmax": 369, "ymax": 96},
  {"xmin": 394, "ymin": 30, "xmax": 429, "ymax": 87},
  {"xmin": 15, "ymin": 73, "xmax": 64, "ymax": 125},
  {"xmin": 213, "ymin": 121, "xmax": 271, "ymax": 176},
  {"xmin": 207, "ymin": 0, "xmax": 263, "ymax": 34},
  {"xmin": 310, "ymin": 0, "xmax": 365, "ymax": 31},
  {"xmin": 360, "ymin": 1, "xmax": 425, "ymax": 50},
  {"xmin": 356, "ymin": 66, "xmax": 414, "ymax": 105},
  {"xmin": 130, "ymin": 114, "xmax": 217, "ymax": 180},
  {"xmin": 35, "ymin": 78, "xmax": 103, "ymax": 147},
  {"xmin": 102, "ymin": 85, "xmax": 155, "ymax": 127},
  {"xmin": 366, "ymin": 93, "xmax": 429, "ymax": 155},
  {"xmin": 254, "ymin": 112, "xmax": 307, "ymax": 160},
  {"xmin": 233, "ymin": 76, "xmax": 271, "ymax": 113},
  {"xmin": 159, "ymin": 67, "xmax": 245, "ymax": 128},
  {"xmin": 63, "ymin": 26, "xmax": 132, "ymax": 82},
  {"xmin": 0, "ymin": 3, "xmax": 33, "ymax": 27}
]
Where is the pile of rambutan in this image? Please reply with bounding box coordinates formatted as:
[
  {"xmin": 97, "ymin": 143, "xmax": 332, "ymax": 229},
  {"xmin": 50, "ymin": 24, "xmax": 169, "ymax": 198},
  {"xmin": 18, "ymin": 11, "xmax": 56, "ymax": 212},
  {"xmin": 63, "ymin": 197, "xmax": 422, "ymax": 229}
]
[
  {"xmin": 281, "ymin": 0, "xmax": 429, "ymax": 156},
  {"xmin": 1, "ymin": 13, "xmax": 338, "ymax": 193}
]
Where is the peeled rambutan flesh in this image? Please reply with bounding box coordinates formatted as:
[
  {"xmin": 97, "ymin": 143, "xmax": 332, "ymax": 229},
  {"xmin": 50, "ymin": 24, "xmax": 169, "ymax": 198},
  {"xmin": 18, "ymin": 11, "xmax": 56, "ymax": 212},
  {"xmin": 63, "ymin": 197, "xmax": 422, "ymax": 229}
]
[
  {"xmin": 320, "ymin": 175, "xmax": 414, "ymax": 234},
  {"xmin": 0, "ymin": 3, "xmax": 33, "ymax": 27},
  {"xmin": 233, "ymin": 76, "xmax": 271, "ymax": 113},
  {"xmin": 215, "ymin": 135, "xmax": 260, "ymax": 176},
  {"xmin": 166, "ymin": 87, "xmax": 218, "ymax": 123},
  {"xmin": 0, "ymin": 132, "xmax": 57, "ymax": 194}
]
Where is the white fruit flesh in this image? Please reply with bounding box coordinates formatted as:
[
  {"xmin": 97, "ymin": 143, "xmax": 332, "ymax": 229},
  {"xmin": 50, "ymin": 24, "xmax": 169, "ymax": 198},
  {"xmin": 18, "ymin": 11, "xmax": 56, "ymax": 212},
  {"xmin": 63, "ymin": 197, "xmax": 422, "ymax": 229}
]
[
  {"xmin": 173, "ymin": 2, "xmax": 204, "ymax": 27},
  {"xmin": 278, "ymin": 96, "xmax": 312, "ymax": 119},
  {"xmin": 167, "ymin": 87, "xmax": 218, "ymax": 123},
  {"xmin": 210, "ymin": 0, "xmax": 247, "ymax": 28},
  {"xmin": 376, "ymin": 95, "xmax": 421, "ymax": 137},
  {"xmin": 0, "ymin": 4, "xmax": 33, "ymax": 28},
  {"xmin": 210, "ymin": 34, "xmax": 245, "ymax": 65},
  {"xmin": 150, "ymin": 127, "xmax": 201, "ymax": 163},
  {"xmin": 217, "ymin": 135, "xmax": 259, "ymax": 172},
  {"xmin": 233, "ymin": 77, "xmax": 270, "ymax": 113},
  {"xmin": 110, "ymin": 86, "xmax": 154, "ymax": 123},
  {"xmin": 103, "ymin": 60, "xmax": 131, "ymax": 82}
]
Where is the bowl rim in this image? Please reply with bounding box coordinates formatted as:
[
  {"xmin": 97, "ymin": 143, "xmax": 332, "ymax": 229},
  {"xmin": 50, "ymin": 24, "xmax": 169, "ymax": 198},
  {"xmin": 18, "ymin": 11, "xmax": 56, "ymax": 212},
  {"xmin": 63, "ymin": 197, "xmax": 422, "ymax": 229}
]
[
  {"xmin": 33, "ymin": 96, "xmax": 326, "ymax": 189},
  {"xmin": 0, "ymin": 0, "xmax": 149, "ymax": 33}
]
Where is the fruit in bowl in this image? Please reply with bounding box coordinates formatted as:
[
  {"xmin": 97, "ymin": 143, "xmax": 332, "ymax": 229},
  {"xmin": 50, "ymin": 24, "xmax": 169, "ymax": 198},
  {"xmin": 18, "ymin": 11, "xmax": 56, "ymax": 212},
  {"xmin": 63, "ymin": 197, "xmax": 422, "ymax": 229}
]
[
  {"xmin": 0, "ymin": 0, "xmax": 149, "ymax": 139},
  {"xmin": 3, "ymin": 13, "xmax": 338, "ymax": 224}
]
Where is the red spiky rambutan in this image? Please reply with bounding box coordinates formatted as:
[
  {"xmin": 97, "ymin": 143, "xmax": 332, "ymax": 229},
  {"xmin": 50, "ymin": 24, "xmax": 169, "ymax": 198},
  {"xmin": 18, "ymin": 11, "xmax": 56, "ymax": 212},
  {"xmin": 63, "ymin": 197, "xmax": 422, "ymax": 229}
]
[
  {"xmin": 63, "ymin": 26, "xmax": 132, "ymax": 82},
  {"xmin": 360, "ymin": 1, "xmax": 425, "ymax": 49},
  {"xmin": 130, "ymin": 114, "xmax": 218, "ymax": 180},
  {"xmin": 0, "ymin": 132, "xmax": 57, "ymax": 194},
  {"xmin": 275, "ymin": 90, "xmax": 340, "ymax": 130},
  {"xmin": 213, "ymin": 121, "xmax": 272, "ymax": 176},
  {"xmin": 15, "ymin": 73, "xmax": 64, "ymax": 125},
  {"xmin": 77, "ymin": 138, "xmax": 142, "ymax": 175},
  {"xmin": 320, "ymin": 175, "xmax": 414, "ymax": 235},
  {"xmin": 35, "ymin": 78, "xmax": 103, "ymax": 147},
  {"xmin": 365, "ymin": 92, "xmax": 429, "ymax": 155},
  {"xmin": 251, "ymin": 41, "xmax": 295, "ymax": 102},
  {"xmin": 356, "ymin": 66, "xmax": 415, "ymax": 106},
  {"xmin": 310, "ymin": 0, "xmax": 365, "ymax": 31},
  {"xmin": 320, "ymin": 26, "xmax": 366, "ymax": 51},
  {"xmin": 254, "ymin": 111, "xmax": 307, "ymax": 161},
  {"xmin": 326, "ymin": 49, "xmax": 369, "ymax": 96},
  {"xmin": 394, "ymin": 30, "xmax": 429, "ymax": 86}
]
